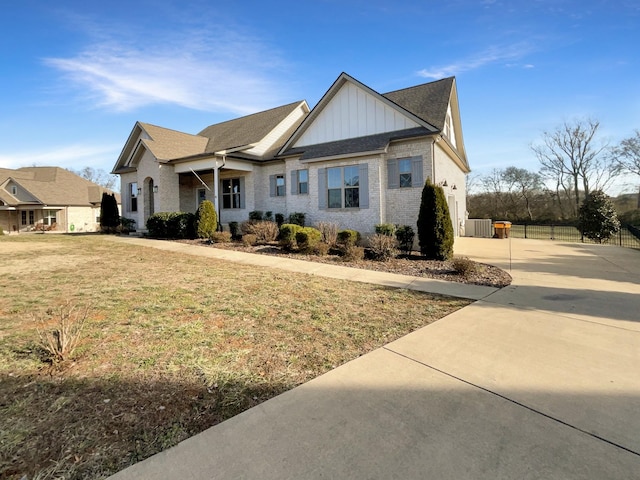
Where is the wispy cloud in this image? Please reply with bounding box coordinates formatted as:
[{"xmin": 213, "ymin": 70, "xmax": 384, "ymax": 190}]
[
  {"xmin": 0, "ymin": 144, "xmax": 119, "ymax": 170},
  {"xmin": 417, "ymin": 43, "xmax": 534, "ymax": 79},
  {"xmin": 44, "ymin": 26, "xmax": 293, "ymax": 114}
]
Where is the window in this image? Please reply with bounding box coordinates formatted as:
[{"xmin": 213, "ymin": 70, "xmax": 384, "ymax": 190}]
[
  {"xmin": 291, "ymin": 169, "xmax": 308, "ymax": 195},
  {"xmin": 399, "ymin": 159, "xmax": 412, "ymax": 188},
  {"xmin": 222, "ymin": 178, "xmax": 243, "ymax": 209},
  {"xmin": 270, "ymin": 174, "xmax": 286, "ymax": 197},
  {"xmin": 43, "ymin": 210, "xmax": 57, "ymax": 226},
  {"xmin": 328, "ymin": 166, "xmax": 359, "ymax": 208},
  {"xmin": 129, "ymin": 182, "xmax": 138, "ymax": 212},
  {"xmin": 11, "ymin": 185, "xmax": 17, "ymax": 195},
  {"xmin": 21, "ymin": 211, "xmax": 26, "ymax": 225},
  {"xmin": 387, "ymin": 157, "xmax": 423, "ymax": 189},
  {"xmin": 197, "ymin": 188, "xmax": 207, "ymax": 205},
  {"xmin": 29, "ymin": 210, "xmax": 34, "ymax": 225}
]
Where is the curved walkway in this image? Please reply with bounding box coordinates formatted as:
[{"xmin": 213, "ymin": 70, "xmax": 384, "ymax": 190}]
[{"xmin": 108, "ymin": 237, "xmax": 640, "ymax": 479}]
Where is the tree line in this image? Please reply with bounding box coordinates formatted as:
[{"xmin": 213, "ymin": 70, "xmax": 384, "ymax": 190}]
[{"xmin": 468, "ymin": 119, "xmax": 640, "ymax": 224}]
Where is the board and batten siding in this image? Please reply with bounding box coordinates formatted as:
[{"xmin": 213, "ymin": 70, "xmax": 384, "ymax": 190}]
[{"xmin": 294, "ymin": 82, "xmax": 420, "ymax": 147}]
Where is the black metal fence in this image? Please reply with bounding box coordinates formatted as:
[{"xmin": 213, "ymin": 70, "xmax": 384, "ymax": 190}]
[{"xmin": 508, "ymin": 224, "xmax": 640, "ymax": 249}]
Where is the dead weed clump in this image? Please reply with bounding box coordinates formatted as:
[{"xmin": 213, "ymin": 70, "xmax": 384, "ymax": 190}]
[{"xmin": 35, "ymin": 302, "xmax": 91, "ymax": 363}]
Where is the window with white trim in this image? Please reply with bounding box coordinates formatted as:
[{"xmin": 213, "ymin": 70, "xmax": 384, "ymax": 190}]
[
  {"xmin": 328, "ymin": 166, "xmax": 360, "ymax": 208},
  {"xmin": 270, "ymin": 174, "xmax": 286, "ymax": 197},
  {"xmin": 43, "ymin": 210, "xmax": 57, "ymax": 226},
  {"xmin": 222, "ymin": 178, "xmax": 243, "ymax": 209},
  {"xmin": 387, "ymin": 156, "xmax": 423, "ymax": 189}
]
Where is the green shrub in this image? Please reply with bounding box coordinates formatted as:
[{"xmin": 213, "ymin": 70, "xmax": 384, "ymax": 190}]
[
  {"xmin": 452, "ymin": 256, "xmax": 477, "ymax": 276},
  {"xmin": 119, "ymin": 217, "xmax": 136, "ymax": 233},
  {"xmin": 395, "ymin": 225, "xmax": 415, "ymax": 255},
  {"xmin": 275, "ymin": 213, "xmax": 285, "ymax": 227},
  {"xmin": 337, "ymin": 229, "xmax": 360, "ymax": 246},
  {"xmin": 375, "ymin": 223, "xmax": 396, "ymax": 236},
  {"xmin": 368, "ymin": 233, "xmax": 398, "ymax": 261},
  {"xmin": 197, "ymin": 200, "xmax": 218, "ymax": 239},
  {"xmin": 295, "ymin": 227, "xmax": 322, "ymax": 252},
  {"xmin": 279, "ymin": 223, "xmax": 303, "ymax": 251},
  {"xmin": 417, "ymin": 179, "xmax": 454, "ymax": 260},
  {"xmin": 265, "ymin": 211, "xmax": 274, "ymax": 222},
  {"xmin": 229, "ymin": 221, "xmax": 240, "ymax": 240},
  {"xmin": 211, "ymin": 231, "xmax": 232, "ymax": 243},
  {"xmin": 288, "ymin": 212, "xmax": 306, "ymax": 227},
  {"xmin": 100, "ymin": 192, "xmax": 120, "ymax": 234},
  {"xmin": 342, "ymin": 245, "xmax": 365, "ymax": 262},
  {"xmin": 577, "ymin": 190, "xmax": 621, "ymax": 243},
  {"xmin": 242, "ymin": 234, "xmax": 257, "ymax": 246},
  {"xmin": 249, "ymin": 210, "xmax": 264, "ymax": 221},
  {"xmin": 146, "ymin": 212, "xmax": 195, "ymax": 238}
]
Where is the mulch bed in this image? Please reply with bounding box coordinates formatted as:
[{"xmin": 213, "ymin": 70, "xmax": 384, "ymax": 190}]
[{"xmin": 177, "ymin": 240, "xmax": 512, "ymax": 288}]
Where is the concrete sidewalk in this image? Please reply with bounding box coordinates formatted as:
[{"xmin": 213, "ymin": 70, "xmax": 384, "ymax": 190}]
[{"xmin": 108, "ymin": 237, "xmax": 640, "ymax": 479}]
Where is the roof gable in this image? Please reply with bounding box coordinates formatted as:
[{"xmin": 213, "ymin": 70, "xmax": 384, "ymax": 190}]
[{"xmin": 279, "ymin": 73, "xmax": 442, "ymax": 155}]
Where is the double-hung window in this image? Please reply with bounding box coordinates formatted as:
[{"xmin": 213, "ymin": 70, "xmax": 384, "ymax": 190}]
[
  {"xmin": 387, "ymin": 156, "xmax": 423, "ymax": 189},
  {"xmin": 270, "ymin": 174, "xmax": 286, "ymax": 197},
  {"xmin": 222, "ymin": 178, "xmax": 243, "ymax": 209},
  {"xmin": 43, "ymin": 210, "xmax": 57, "ymax": 226},
  {"xmin": 290, "ymin": 169, "xmax": 308, "ymax": 195},
  {"xmin": 323, "ymin": 165, "xmax": 367, "ymax": 209}
]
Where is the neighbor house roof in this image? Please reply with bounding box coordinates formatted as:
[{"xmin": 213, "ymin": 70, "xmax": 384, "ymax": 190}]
[{"xmin": 0, "ymin": 167, "xmax": 119, "ymax": 207}]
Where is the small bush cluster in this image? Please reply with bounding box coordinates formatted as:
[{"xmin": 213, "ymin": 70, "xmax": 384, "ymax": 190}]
[
  {"xmin": 369, "ymin": 233, "xmax": 398, "ymax": 261},
  {"xmin": 147, "ymin": 212, "xmax": 197, "ymax": 239},
  {"xmin": 317, "ymin": 222, "xmax": 338, "ymax": 246},
  {"xmin": 295, "ymin": 227, "xmax": 322, "ymax": 253},
  {"xmin": 342, "ymin": 245, "xmax": 365, "ymax": 261},
  {"xmin": 288, "ymin": 212, "xmax": 306, "ymax": 227},
  {"xmin": 228, "ymin": 221, "xmax": 240, "ymax": 240},
  {"xmin": 337, "ymin": 229, "xmax": 360, "ymax": 247},
  {"xmin": 279, "ymin": 224, "xmax": 303, "ymax": 251},
  {"xmin": 452, "ymin": 256, "xmax": 477, "ymax": 277},
  {"xmin": 244, "ymin": 220, "xmax": 279, "ymax": 243},
  {"xmin": 242, "ymin": 234, "xmax": 258, "ymax": 246},
  {"xmin": 211, "ymin": 231, "xmax": 232, "ymax": 243},
  {"xmin": 395, "ymin": 225, "xmax": 415, "ymax": 255},
  {"xmin": 375, "ymin": 223, "xmax": 396, "ymax": 236}
]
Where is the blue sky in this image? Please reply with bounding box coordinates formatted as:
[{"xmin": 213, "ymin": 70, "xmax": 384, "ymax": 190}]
[{"xmin": 1, "ymin": 0, "xmax": 639, "ymax": 194}]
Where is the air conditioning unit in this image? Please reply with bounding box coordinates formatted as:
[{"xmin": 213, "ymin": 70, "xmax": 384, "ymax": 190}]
[{"xmin": 465, "ymin": 219, "xmax": 492, "ymax": 237}]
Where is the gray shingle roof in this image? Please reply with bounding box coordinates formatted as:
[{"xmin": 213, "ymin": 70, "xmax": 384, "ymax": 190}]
[
  {"xmin": 138, "ymin": 123, "xmax": 208, "ymax": 161},
  {"xmin": 281, "ymin": 127, "xmax": 431, "ymax": 161},
  {"xmin": 0, "ymin": 167, "xmax": 119, "ymax": 206},
  {"xmin": 382, "ymin": 77, "xmax": 454, "ymax": 131},
  {"xmin": 198, "ymin": 101, "xmax": 305, "ymax": 154}
]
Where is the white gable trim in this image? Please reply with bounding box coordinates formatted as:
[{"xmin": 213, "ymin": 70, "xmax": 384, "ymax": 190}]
[
  {"xmin": 294, "ymin": 82, "xmax": 420, "ymax": 147},
  {"xmin": 279, "ymin": 73, "xmax": 437, "ymax": 154}
]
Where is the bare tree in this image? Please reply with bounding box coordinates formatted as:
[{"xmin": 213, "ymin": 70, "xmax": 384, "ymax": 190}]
[
  {"xmin": 71, "ymin": 167, "xmax": 118, "ymax": 190},
  {"xmin": 613, "ymin": 130, "xmax": 640, "ymax": 176},
  {"xmin": 501, "ymin": 167, "xmax": 543, "ymax": 221},
  {"xmin": 531, "ymin": 118, "xmax": 618, "ymax": 217}
]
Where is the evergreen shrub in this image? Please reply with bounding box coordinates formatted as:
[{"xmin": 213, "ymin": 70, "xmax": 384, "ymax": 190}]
[
  {"xmin": 295, "ymin": 227, "xmax": 322, "ymax": 252},
  {"xmin": 197, "ymin": 200, "xmax": 217, "ymax": 239},
  {"xmin": 337, "ymin": 229, "xmax": 360, "ymax": 246},
  {"xmin": 279, "ymin": 224, "xmax": 303, "ymax": 250},
  {"xmin": 395, "ymin": 225, "xmax": 415, "ymax": 255},
  {"xmin": 288, "ymin": 212, "xmax": 306, "ymax": 226},
  {"xmin": 577, "ymin": 190, "xmax": 621, "ymax": 243},
  {"xmin": 375, "ymin": 223, "xmax": 396, "ymax": 236},
  {"xmin": 417, "ymin": 179, "xmax": 454, "ymax": 260}
]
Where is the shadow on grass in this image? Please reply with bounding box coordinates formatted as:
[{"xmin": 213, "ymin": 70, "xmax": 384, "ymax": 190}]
[{"xmin": 0, "ymin": 372, "xmax": 293, "ymax": 480}]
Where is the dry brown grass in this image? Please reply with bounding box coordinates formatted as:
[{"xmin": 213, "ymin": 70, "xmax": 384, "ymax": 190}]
[{"xmin": 0, "ymin": 234, "xmax": 471, "ymax": 479}]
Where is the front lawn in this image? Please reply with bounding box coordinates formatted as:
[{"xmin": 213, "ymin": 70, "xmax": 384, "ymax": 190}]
[{"xmin": 0, "ymin": 234, "xmax": 471, "ymax": 479}]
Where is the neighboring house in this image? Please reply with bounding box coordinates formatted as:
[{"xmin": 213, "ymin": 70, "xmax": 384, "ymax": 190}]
[
  {"xmin": 112, "ymin": 73, "xmax": 470, "ymax": 236},
  {"xmin": 0, "ymin": 167, "xmax": 120, "ymax": 234}
]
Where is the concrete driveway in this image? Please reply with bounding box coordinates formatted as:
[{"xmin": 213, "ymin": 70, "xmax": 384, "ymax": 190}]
[{"xmin": 109, "ymin": 237, "xmax": 640, "ymax": 479}]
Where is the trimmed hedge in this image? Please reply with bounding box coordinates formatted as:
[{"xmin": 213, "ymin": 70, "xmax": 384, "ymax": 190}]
[
  {"xmin": 146, "ymin": 212, "xmax": 197, "ymax": 239},
  {"xmin": 337, "ymin": 229, "xmax": 360, "ymax": 246},
  {"xmin": 295, "ymin": 227, "xmax": 322, "ymax": 252},
  {"xmin": 279, "ymin": 223, "xmax": 303, "ymax": 251}
]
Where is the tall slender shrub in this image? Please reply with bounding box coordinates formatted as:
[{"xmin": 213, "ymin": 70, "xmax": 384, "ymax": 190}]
[
  {"xmin": 197, "ymin": 200, "xmax": 217, "ymax": 239},
  {"xmin": 100, "ymin": 192, "xmax": 120, "ymax": 233},
  {"xmin": 417, "ymin": 179, "xmax": 454, "ymax": 260}
]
